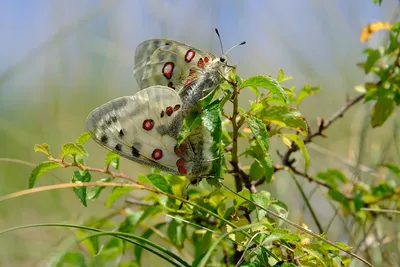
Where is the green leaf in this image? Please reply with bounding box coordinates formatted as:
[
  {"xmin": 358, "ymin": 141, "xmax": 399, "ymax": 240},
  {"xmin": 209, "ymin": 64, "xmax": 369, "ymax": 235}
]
[
  {"xmin": 363, "ymin": 48, "xmax": 381, "ymax": 73},
  {"xmin": 105, "ymin": 151, "xmax": 120, "ymax": 170},
  {"xmin": 193, "ymin": 231, "xmax": 212, "ymax": 260},
  {"xmin": 271, "ymin": 199, "xmax": 289, "ymax": 219},
  {"xmin": 177, "ymin": 115, "xmax": 202, "ymax": 145},
  {"xmin": 201, "ymin": 100, "xmax": 224, "ymax": 182},
  {"xmin": 146, "ymin": 174, "xmax": 173, "ymax": 194},
  {"xmin": 371, "ymin": 96, "xmax": 395, "ymax": 127},
  {"xmin": 371, "ymin": 183, "xmax": 394, "ymax": 197},
  {"xmin": 167, "ymin": 218, "xmax": 187, "ymax": 247},
  {"xmin": 284, "ymin": 134, "xmax": 310, "ymax": 171},
  {"xmin": 34, "ymin": 143, "xmax": 51, "ymax": 157},
  {"xmin": 105, "ymin": 186, "xmax": 134, "ymax": 208},
  {"xmin": 247, "ymin": 147, "xmax": 274, "ymax": 183},
  {"xmin": 87, "ymin": 177, "xmax": 112, "ymax": 200},
  {"xmin": 259, "ymin": 106, "xmax": 308, "ymax": 136},
  {"xmin": 353, "ymin": 191, "xmax": 364, "ymax": 212},
  {"xmin": 29, "ymin": 161, "xmax": 62, "ymax": 188},
  {"xmin": 242, "ymin": 75, "xmax": 288, "ymax": 104},
  {"xmin": 55, "ymin": 252, "xmax": 87, "ymax": 267},
  {"xmin": 249, "ymin": 160, "xmax": 265, "ymax": 180},
  {"xmin": 328, "ymin": 189, "xmax": 350, "ymax": 209},
  {"xmin": 316, "ymin": 169, "xmax": 348, "ymax": 188},
  {"xmin": 381, "ymin": 163, "xmax": 400, "ymax": 178},
  {"xmin": 76, "ymin": 132, "xmax": 91, "ymax": 145},
  {"xmin": 245, "ymin": 116, "xmax": 269, "ymax": 152},
  {"xmin": 72, "ymin": 170, "xmax": 91, "ymax": 207},
  {"xmin": 61, "ymin": 142, "xmax": 88, "ymax": 158},
  {"xmin": 251, "ymin": 191, "xmax": 271, "ymax": 220},
  {"xmin": 296, "ymin": 84, "xmax": 320, "ymax": 106}
]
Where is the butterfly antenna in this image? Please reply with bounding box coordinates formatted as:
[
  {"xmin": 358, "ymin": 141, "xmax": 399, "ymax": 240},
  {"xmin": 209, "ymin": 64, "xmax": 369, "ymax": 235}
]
[
  {"xmin": 215, "ymin": 28, "xmax": 225, "ymax": 54},
  {"xmin": 226, "ymin": 41, "xmax": 246, "ymax": 55}
]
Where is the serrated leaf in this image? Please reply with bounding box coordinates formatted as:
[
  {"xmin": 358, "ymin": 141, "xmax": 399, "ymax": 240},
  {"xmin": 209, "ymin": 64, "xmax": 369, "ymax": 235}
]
[
  {"xmin": 105, "ymin": 151, "xmax": 120, "ymax": 170},
  {"xmin": 202, "ymin": 100, "xmax": 223, "ymax": 182},
  {"xmin": 284, "ymin": 134, "xmax": 310, "ymax": 171},
  {"xmin": 29, "ymin": 161, "xmax": 62, "ymax": 188},
  {"xmin": 76, "ymin": 132, "xmax": 91, "ymax": 145},
  {"xmin": 242, "ymin": 75, "xmax": 288, "ymax": 104},
  {"xmin": 61, "ymin": 142, "xmax": 88, "ymax": 158},
  {"xmin": 105, "ymin": 186, "xmax": 134, "ymax": 207},
  {"xmin": 371, "ymin": 96, "xmax": 395, "ymax": 127},
  {"xmin": 88, "ymin": 177, "xmax": 112, "ymax": 200},
  {"xmin": 260, "ymin": 106, "xmax": 308, "ymax": 135},
  {"xmin": 245, "ymin": 116, "xmax": 269, "ymax": 152},
  {"xmin": 72, "ymin": 170, "xmax": 91, "ymax": 207},
  {"xmin": 34, "ymin": 143, "xmax": 51, "ymax": 157}
]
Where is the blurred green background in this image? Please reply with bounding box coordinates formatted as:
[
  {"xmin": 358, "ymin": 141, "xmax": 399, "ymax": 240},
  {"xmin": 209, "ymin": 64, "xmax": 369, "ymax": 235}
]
[{"xmin": 0, "ymin": 0, "xmax": 399, "ymax": 265}]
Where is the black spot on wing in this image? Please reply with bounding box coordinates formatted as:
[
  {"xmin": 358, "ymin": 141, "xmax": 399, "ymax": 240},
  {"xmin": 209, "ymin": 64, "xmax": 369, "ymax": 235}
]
[
  {"xmin": 101, "ymin": 135, "xmax": 108, "ymax": 143},
  {"xmin": 115, "ymin": 144, "xmax": 122, "ymax": 151},
  {"xmin": 119, "ymin": 129, "xmax": 124, "ymax": 137},
  {"xmin": 132, "ymin": 146, "xmax": 140, "ymax": 157}
]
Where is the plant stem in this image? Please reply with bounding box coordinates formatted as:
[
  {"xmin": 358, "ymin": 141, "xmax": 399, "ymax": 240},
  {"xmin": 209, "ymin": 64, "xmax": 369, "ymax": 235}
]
[{"xmin": 230, "ymin": 81, "xmax": 243, "ymax": 192}]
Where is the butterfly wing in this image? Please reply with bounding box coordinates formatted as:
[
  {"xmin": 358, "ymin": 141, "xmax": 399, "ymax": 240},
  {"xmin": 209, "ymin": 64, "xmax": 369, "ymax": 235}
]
[
  {"xmin": 86, "ymin": 86, "xmax": 187, "ymax": 175},
  {"xmin": 134, "ymin": 39, "xmax": 216, "ymax": 91}
]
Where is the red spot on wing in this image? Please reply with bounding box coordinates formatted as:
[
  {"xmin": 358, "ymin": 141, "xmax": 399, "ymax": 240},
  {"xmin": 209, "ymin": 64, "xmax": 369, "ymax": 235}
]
[
  {"xmin": 174, "ymin": 141, "xmax": 188, "ymax": 156},
  {"xmin": 205, "ymin": 57, "xmax": 209, "ymax": 63},
  {"xmin": 174, "ymin": 104, "xmax": 180, "ymax": 111},
  {"xmin": 197, "ymin": 58, "xmax": 204, "ymax": 68},
  {"xmin": 176, "ymin": 158, "xmax": 185, "ymax": 168},
  {"xmin": 152, "ymin": 149, "xmax": 163, "ymax": 160},
  {"xmin": 168, "ymin": 81, "xmax": 175, "ymax": 89},
  {"xmin": 165, "ymin": 106, "xmax": 173, "ymax": 116},
  {"xmin": 185, "ymin": 49, "xmax": 195, "ymax": 62},
  {"xmin": 142, "ymin": 119, "xmax": 154, "ymax": 131},
  {"xmin": 178, "ymin": 167, "xmax": 187, "ymax": 175},
  {"xmin": 162, "ymin": 62, "xmax": 175, "ymax": 79},
  {"xmin": 184, "ymin": 80, "xmax": 193, "ymax": 86}
]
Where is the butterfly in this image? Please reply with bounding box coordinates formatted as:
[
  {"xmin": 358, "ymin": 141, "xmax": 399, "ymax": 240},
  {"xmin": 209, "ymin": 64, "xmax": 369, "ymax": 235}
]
[
  {"xmin": 86, "ymin": 30, "xmax": 245, "ymax": 184},
  {"xmin": 133, "ymin": 29, "xmax": 246, "ymax": 115}
]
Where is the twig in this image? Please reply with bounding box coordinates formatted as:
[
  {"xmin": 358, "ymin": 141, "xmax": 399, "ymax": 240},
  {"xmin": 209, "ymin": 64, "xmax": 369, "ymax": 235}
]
[{"xmin": 282, "ymin": 93, "xmax": 366, "ymax": 166}]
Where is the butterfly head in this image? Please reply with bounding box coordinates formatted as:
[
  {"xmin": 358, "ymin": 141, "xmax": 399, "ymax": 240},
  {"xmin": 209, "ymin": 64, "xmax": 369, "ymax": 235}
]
[{"xmin": 214, "ymin": 28, "xmax": 246, "ymax": 75}]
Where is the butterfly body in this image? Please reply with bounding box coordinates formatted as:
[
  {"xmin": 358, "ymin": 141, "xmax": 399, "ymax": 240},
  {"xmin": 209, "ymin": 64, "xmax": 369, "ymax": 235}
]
[{"xmin": 86, "ymin": 86, "xmax": 214, "ymax": 182}]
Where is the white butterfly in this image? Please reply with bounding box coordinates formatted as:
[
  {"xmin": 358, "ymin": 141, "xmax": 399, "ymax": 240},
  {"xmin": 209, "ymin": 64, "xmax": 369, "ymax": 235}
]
[{"xmin": 86, "ymin": 31, "xmax": 244, "ymax": 183}]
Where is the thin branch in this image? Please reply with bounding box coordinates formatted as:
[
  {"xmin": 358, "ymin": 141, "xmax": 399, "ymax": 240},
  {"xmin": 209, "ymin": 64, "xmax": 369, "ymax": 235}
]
[{"xmin": 282, "ymin": 93, "xmax": 366, "ymax": 165}]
